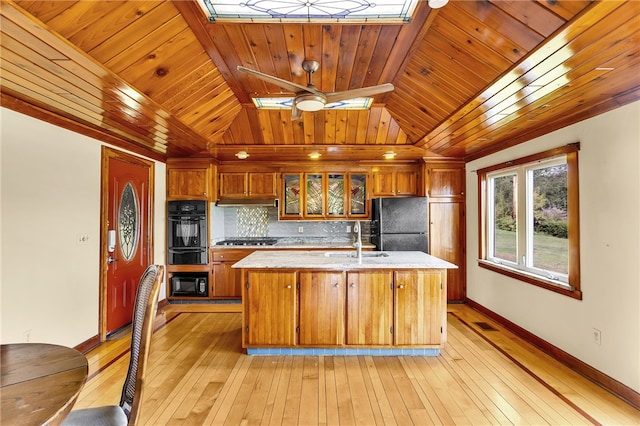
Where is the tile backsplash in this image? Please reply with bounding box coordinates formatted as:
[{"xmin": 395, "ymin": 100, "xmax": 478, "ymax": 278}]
[{"xmin": 210, "ymin": 205, "xmax": 369, "ymax": 242}]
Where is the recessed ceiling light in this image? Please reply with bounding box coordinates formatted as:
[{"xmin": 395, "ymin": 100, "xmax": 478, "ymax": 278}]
[
  {"xmin": 383, "ymin": 151, "xmax": 397, "ymax": 160},
  {"xmin": 428, "ymin": 0, "xmax": 449, "ymax": 8},
  {"xmin": 308, "ymin": 151, "xmax": 322, "ymax": 160},
  {"xmin": 235, "ymin": 150, "xmax": 249, "ymax": 159}
]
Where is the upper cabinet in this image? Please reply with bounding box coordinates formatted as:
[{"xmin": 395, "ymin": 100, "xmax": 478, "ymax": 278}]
[
  {"xmin": 166, "ymin": 159, "xmax": 214, "ymax": 200},
  {"xmin": 425, "ymin": 161, "xmax": 465, "ymax": 200},
  {"xmin": 281, "ymin": 171, "xmax": 368, "ymax": 219},
  {"xmin": 371, "ymin": 166, "xmax": 421, "ymax": 197},
  {"xmin": 218, "ymin": 171, "xmax": 278, "ymax": 199}
]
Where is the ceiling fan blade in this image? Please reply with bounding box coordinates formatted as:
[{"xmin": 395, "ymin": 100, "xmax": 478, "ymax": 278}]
[
  {"xmin": 291, "ymin": 102, "xmax": 302, "ymax": 121},
  {"xmin": 324, "ymin": 83, "xmax": 395, "ymax": 104},
  {"xmin": 237, "ymin": 65, "xmax": 322, "ymax": 95}
]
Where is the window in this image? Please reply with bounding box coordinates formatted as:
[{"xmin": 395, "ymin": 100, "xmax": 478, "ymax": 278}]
[{"xmin": 478, "ymin": 144, "xmax": 581, "ymax": 299}]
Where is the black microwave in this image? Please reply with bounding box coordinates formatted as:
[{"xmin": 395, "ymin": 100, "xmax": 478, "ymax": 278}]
[{"xmin": 170, "ymin": 273, "xmax": 208, "ymax": 297}]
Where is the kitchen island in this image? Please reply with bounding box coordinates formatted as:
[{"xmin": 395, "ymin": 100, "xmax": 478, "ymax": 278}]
[{"xmin": 233, "ymin": 250, "xmax": 457, "ymax": 355}]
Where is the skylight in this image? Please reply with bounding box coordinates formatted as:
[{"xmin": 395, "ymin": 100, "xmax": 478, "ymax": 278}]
[
  {"xmin": 199, "ymin": 0, "xmax": 420, "ymax": 23},
  {"xmin": 252, "ymin": 97, "xmax": 373, "ymax": 110}
]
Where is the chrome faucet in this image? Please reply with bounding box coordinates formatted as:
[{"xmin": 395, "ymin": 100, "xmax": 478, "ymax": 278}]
[{"xmin": 353, "ymin": 220, "xmax": 362, "ymax": 263}]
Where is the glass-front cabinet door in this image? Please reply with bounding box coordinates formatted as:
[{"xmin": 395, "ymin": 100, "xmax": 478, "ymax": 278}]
[
  {"xmin": 305, "ymin": 173, "xmax": 324, "ymax": 217},
  {"xmin": 348, "ymin": 173, "xmax": 368, "ymax": 217},
  {"xmin": 327, "ymin": 174, "xmax": 345, "ymax": 217},
  {"xmin": 282, "ymin": 173, "xmax": 303, "ymax": 218}
]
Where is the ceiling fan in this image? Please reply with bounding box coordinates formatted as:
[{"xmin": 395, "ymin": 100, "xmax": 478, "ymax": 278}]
[{"xmin": 237, "ymin": 60, "xmax": 394, "ymax": 120}]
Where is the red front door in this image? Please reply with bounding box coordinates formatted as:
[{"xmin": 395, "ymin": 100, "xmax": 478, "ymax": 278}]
[{"xmin": 102, "ymin": 148, "xmax": 154, "ymax": 336}]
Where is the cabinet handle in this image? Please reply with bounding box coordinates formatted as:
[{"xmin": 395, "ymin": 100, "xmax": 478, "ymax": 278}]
[
  {"xmin": 334, "ymin": 283, "xmax": 339, "ymax": 287},
  {"xmin": 350, "ymin": 283, "xmax": 356, "ymax": 288},
  {"xmin": 286, "ymin": 285, "xmax": 292, "ymax": 289},
  {"xmin": 398, "ymin": 284, "xmax": 404, "ymax": 289}
]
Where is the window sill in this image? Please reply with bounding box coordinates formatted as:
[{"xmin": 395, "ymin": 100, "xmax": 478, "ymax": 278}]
[{"xmin": 477, "ymin": 260, "xmax": 582, "ymax": 300}]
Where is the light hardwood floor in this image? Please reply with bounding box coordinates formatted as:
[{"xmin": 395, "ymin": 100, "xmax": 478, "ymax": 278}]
[{"xmin": 73, "ymin": 304, "xmax": 640, "ymax": 425}]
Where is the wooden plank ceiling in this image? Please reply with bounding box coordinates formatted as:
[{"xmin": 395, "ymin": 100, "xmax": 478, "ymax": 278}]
[{"xmin": 1, "ymin": 0, "xmax": 639, "ymax": 162}]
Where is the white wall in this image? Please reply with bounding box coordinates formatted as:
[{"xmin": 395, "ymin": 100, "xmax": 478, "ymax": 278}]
[
  {"xmin": 466, "ymin": 101, "xmax": 640, "ymax": 392},
  {"xmin": 0, "ymin": 108, "xmax": 166, "ymax": 347}
]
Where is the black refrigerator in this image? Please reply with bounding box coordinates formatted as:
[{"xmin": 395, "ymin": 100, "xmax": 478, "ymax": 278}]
[{"xmin": 371, "ymin": 196, "xmax": 429, "ymax": 253}]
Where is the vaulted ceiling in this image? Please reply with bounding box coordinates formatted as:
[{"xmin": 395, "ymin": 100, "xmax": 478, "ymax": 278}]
[{"xmin": 1, "ymin": 0, "xmax": 639, "ymax": 163}]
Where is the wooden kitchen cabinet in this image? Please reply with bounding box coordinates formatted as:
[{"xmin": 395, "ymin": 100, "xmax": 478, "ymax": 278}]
[
  {"xmin": 371, "ymin": 166, "xmax": 420, "ymax": 197},
  {"xmin": 244, "ymin": 271, "xmax": 297, "ymax": 346},
  {"xmin": 394, "ymin": 270, "xmax": 444, "ymax": 345},
  {"xmin": 211, "ymin": 249, "xmax": 252, "ymax": 298},
  {"xmin": 298, "ymin": 271, "xmax": 344, "ymax": 345},
  {"xmin": 345, "ymin": 271, "xmax": 393, "ymax": 345},
  {"xmin": 426, "ymin": 162, "xmax": 465, "ymax": 200},
  {"xmin": 166, "ymin": 159, "xmax": 212, "ymax": 200},
  {"xmin": 425, "ymin": 160, "xmax": 466, "ymax": 302},
  {"xmin": 219, "ymin": 171, "xmax": 277, "ymax": 198},
  {"xmin": 281, "ymin": 171, "xmax": 367, "ymax": 219}
]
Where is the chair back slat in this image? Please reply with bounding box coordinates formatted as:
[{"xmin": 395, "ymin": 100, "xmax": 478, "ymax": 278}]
[{"xmin": 119, "ymin": 264, "xmax": 163, "ymax": 425}]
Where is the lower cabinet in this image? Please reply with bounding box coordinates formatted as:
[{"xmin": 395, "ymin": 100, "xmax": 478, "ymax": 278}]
[
  {"xmin": 345, "ymin": 271, "xmax": 393, "ymax": 345},
  {"xmin": 211, "ymin": 249, "xmax": 253, "ymax": 298},
  {"xmin": 245, "ymin": 271, "xmax": 297, "ymax": 346},
  {"xmin": 394, "ymin": 271, "xmax": 444, "ymax": 345},
  {"xmin": 243, "ymin": 269, "xmax": 445, "ymax": 348},
  {"xmin": 299, "ymin": 271, "xmax": 344, "ymax": 345}
]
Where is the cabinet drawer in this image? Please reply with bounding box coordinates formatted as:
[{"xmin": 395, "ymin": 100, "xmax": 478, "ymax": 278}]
[{"xmin": 211, "ymin": 249, "xmax": 253, "ymax": 262}]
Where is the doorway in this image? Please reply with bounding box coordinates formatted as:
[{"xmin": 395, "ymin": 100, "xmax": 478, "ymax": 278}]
[{"xmin": 100, "ymin": 147, "xmax": 154, "ymax": 339}]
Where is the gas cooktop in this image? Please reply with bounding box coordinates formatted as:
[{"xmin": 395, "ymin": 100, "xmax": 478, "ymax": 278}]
[{"xmin": 215, "ymin": 238, "xmax": 278, "ymax": 246}]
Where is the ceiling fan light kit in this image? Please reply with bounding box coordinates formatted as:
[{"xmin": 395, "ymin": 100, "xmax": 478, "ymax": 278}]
[{"xmin": 296, "ymin": 94, "xmax": 326, "ymax": 112}]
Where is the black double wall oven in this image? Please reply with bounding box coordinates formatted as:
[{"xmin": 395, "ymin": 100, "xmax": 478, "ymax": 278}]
[{"xmin": 168, "ymin": 200, "xmax": 208, "ymax": 297}]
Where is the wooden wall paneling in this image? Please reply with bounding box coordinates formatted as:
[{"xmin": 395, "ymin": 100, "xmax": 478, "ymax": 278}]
[
  {"xmin": 302, "ymin": 111, "xmax": 315, "ymax": 144},
  {"xmin": 280, "ymin": 110, "xmax": 296, "ymax": 145},
  {"xmin": 320, "ymin": 25, "xmax": 341, "ymax": 93},
  {"xmin": 362, "ymin": 24, "xmax": 401, "ymax": 89},
  {"xmin": 491, "ymin": 1, "xmax": 565, "ymax": 37},
  {"xmin": 89, "ymin": 3, "xmax": 180, "ymax": 63},
  {"xmin": 335, "ymin": 25, "xmax": 362, "ymax": 92},
  {"xmin": 349, "ymin": 25, "xmax": 381, "ymax": 90},
  {"xmin": 355, "ymin": 110, "xmax": 369, "ymax": 144},
  {"xmin": 365, "ymin": 107, "xmax": 382, "ymax": 144},
  {"xmin": 302, "ymin": 25, "xmax": 323, "ymax": 87}
]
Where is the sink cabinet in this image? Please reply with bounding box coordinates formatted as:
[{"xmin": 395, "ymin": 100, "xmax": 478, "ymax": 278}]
[
  {"xmin": 245, "ymin": 271, "xmax": 297, "ymax": 346},
  {"xmin": 298, "ymin": 271, "xmax": 344, "ymax": 345},
  {"xmin": 345, "ymin": 271, "xmax": 393, "ymax": 345}
]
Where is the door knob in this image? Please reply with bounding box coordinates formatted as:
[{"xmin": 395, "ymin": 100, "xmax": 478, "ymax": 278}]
[{"xmin": 107, "ymin": 256, "xmax": 118, "ymax": 264}]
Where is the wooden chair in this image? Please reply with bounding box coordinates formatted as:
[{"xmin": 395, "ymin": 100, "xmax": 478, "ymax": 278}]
[{"xmin": 62, "ymin": 265, "xmax": 164, "ymax": 426}]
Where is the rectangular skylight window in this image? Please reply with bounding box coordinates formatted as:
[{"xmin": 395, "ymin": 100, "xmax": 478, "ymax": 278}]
[
  {"xmin": 199, "ymin": 1, "xmax": 420, "ymax": 23},
  {"xmin": 252, "ymin": 97, "xmax": 373, "ymax": 110}
]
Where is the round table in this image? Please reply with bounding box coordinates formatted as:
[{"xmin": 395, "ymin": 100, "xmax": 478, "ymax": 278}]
[{"xmin": 1, "ymin": 343, "xmax": 88, "ymax": 426}]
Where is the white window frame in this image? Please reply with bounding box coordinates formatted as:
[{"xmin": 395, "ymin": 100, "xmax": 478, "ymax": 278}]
[{"xmin": 478, "ymin": 144, "xmax": 581, "ymax": 299}]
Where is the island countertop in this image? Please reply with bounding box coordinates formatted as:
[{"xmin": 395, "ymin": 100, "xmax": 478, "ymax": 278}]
[{"xmin": 232, "ymin": 250, "xmax": 458, "ymax": 270}]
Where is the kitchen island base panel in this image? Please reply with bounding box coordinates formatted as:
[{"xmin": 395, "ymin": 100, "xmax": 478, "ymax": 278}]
[{"xmin": 246, "ymin": 347, "xmax": 440, "ymax": 356}]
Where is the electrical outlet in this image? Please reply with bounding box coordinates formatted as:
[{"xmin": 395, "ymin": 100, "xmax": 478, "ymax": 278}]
[
  {"xmin": 346, "ymin": 225, "xmax": 352, "ymax": 232},
  {"xmin": 76, "ymin": 233, "xmax": 89, "ymax": 245},
  {"xmin": 298, "ymin": 226, "xmax": 303, "ymax": 233},
  {"xmin": 592, "ymin": 328, "xmax": 602, "ymax": 345}
]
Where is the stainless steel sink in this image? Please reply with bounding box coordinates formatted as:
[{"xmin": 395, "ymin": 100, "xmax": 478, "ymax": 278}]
[{"xmin": 324, "ymin": 251, "xmax": 389, "ymax": 258}]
